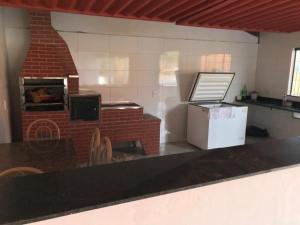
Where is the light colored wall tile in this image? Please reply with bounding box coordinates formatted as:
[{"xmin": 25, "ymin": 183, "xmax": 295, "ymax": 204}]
[
  {"xmin": 162, "ymin": 39, "xmax": 192, "ymax": 55},
  {"xmin": 77, "ymin": 52, "xmax": 110, "ymax": 70},
  {"xmin": 58, "ymin": 32, "xmax": 78, "ymax": 52},
  {"xmin": 131, "ymin": 53, "xmax": 160, "ymax": 70},
  {"xmin": 109, "ymin": 70, "xmax": 138, "ymax": 87},
  {"xmin": 109, "ymin": 36, "xmax": 139, "ymax": 53},
  {"xmin": 108, "ymin": 52, "xmax": 131, "ymax": 70},
  {"xmin": 78, "ymin": 33, "xmax": 109, "ymax": 52},
  {"xmin": 78, "ymin": 70, "xmax": 110, "ymax": 86},
  {"xmin": 80, "ymin": 85, "xmax": 110, "ymax": 102},
  {"xmin": 136, "ymin": 70, "xmax": 159, "ymax": 87},
  {"xmin": 55, "ymin": 12, "xmax": 258, "ymax": 143},
  {"xmin": 137, "ymin": 87, "xmax": 159, "ymax": 115},
  {"xmin": 138, "ymin": 37, "xmax": 163, "ymax": 54},
  {"xmin": 159, "ymin": 102, "xmax": 188, "ymax": 143},
  {"xmin": 110, "ymin": 87, "xmax": 139, "ymax": 102}
]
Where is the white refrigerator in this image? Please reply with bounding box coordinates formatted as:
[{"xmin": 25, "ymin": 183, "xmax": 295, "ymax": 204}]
[{"xmin": 187, "ymin": 72, "xmax": 248, "ymax": 150}]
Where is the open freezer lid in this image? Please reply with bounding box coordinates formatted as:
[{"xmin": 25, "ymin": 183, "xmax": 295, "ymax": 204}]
[{"xmin": 188, "ymin": 72, "xmax": 235, "ymax": 102}]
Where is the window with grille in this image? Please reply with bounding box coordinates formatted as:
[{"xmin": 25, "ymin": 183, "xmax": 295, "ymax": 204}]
[{"xmin": 290, "ymin": 48, "xmax": 300, "ymax": 96}]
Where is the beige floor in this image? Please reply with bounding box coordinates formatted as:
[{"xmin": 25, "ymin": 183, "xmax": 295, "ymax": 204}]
[
  {"xmin": 159, "ymin": 136, "xmax": 271, "ymax": 155},
  {"xmin": 159, "ymin": 142, "xmax": 198, "ymax": 155}
]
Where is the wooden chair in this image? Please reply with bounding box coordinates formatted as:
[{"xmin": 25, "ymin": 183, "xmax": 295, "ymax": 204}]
[
  {"xmin": 95, "ymin": 136, "xmax": 112, "ymax": 164},
  {"xmin": 88, "ymin": 128, "xmax": 101, "ymax": 166},
  {"xmin": 0, "ymin": 167, "xmax": 43, "ymax": 177},
  {"xmin": 103, "ymin": 137, "xmax": 113, "ymax": 163},
  {"xmin": 26, "ymin": 119, "xmax": 61, "ymax": 141}
]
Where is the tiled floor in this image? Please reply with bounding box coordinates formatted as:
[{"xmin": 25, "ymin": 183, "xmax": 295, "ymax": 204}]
[
  {"xmin": 110, "ymin": 136, "xmax": 272, "ymax": 162},
  {"xmin": 159, "ymin": 142, "xmax": 198, "ymax": 155},
  {"xmin": 91, "ymin": 137, "xmax": 271, "ymax": 166},
  {"xmin": 159, "ymin": 136, "xmax": 271, "ymax": 155}
]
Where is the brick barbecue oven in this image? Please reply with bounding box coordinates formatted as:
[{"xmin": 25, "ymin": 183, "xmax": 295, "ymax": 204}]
[{"xmin": 20, "ymin": 11, "xmax": 161, "ymax": 163}]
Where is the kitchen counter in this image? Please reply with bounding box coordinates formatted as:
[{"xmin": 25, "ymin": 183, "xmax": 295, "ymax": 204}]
[
  {"xmin": 2, "ymin": 137, "xmax": 300, "ymax": 224},
  {"xmin": 237, "ymin": 96, "xmax": 300, "ymax": 113}
]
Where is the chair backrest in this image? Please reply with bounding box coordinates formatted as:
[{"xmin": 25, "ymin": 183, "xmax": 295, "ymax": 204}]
[
  {"xmin": 103, "ymin": 137, "xmax": 112, "ymax": 162},
  {"xmin": 26, "ymin": 119, "xmax": 60, "ymax": 141},
  {"xmin": 88, "ymin": 128, "xmax": 101, "ymax": 166},
  {"xmin": 95, "ymin": 136, "xmax": 112, "ymax": 164},
  {"xmin": 0, "ymin": 167, "xmax": 43, "ymax": 177}
]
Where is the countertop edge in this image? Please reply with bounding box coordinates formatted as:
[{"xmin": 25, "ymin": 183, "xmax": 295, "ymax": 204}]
[
  {"xmin": 236, "ymin": 98, "xmax": 300, "ymax": 113},
  {"xmin": 7, "ymin": 162, "xmax": 300, "ymax": 225}
]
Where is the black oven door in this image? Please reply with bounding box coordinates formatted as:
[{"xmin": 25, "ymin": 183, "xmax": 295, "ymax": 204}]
[{"xmin": 70, "ymin": 96, "xmax": 100, "ymax": 121}]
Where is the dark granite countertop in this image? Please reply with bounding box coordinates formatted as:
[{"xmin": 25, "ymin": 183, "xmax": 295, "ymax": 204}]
[
  {"xmin": 0, "ymin": 139, "xmax": 78, "ymax": 173},
  {"xmin": 237, "ymin": 96, "xmax": 300, "ymax": 113},
  {"xmin": 2, "ymin": 137, "xmax": 300, "ymax": 224},
  {"xmin": 102, "ymin": 102, "xmax": 142, "ymax": 109}
]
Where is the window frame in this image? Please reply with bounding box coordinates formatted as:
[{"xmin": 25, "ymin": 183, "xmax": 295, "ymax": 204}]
[{"xmin": 289, "ymin": 48, "xmax": 300, "ymax": 97}]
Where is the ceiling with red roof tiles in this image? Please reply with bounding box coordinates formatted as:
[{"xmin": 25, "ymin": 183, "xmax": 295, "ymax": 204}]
[{"xmin": 0, "ymin": 0, "xmax": 298, "ymax": 32}]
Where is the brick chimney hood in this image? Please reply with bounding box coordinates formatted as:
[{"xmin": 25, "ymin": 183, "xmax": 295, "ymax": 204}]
[{"xmin": 21, "ymin": 11, "xmax": 78, "ymax": 78}]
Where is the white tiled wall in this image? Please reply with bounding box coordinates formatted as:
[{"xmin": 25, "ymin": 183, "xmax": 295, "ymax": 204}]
[{"xmin": 53, "ymin": 13, "xmax": 258, "ymax": 143}]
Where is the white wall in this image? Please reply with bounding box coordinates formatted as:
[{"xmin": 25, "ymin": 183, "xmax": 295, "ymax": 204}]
[
  {"xmin": 0, "ymin": 8, "xmax": 11, "ymax": 143},
  {"xmin": 52, "ymin": 12, "xmax": 258, "ymax": 143},
  {"xmin": 250, "ymin": 32, "xmax": 300, "ymax": 138},
  {"xmin": 0, "ymin": 8, "xmax": 258, "ymax": 143},
  {"xmin": 31, "ymin": 166, "xmax": 300, "ymax": 225},
  {"xmin": 255, "ymin": 32, "xmax": 300, "ymax": 98},
  {"xmin": 2, "ymin": 7, "xmax": 30, "ymax": 142}
]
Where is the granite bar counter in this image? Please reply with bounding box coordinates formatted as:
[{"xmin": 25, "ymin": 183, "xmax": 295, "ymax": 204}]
[{"xmin": 2, "ymin": 137, "xmax": 300, "ymax": 224}]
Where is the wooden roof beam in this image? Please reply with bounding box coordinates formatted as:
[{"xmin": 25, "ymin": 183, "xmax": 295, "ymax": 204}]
[
  {"xmin": 91, "ymin": 0, "xmax": 115, "ymax": 13},
  {"xmin": 179, "ymin": 0, "xmax": 240, "ymax": 24},
  {"xmin": 173, "ymin": 0, "xmax": 225, "ymax": 22},
  {"xmin": 231, "ymin": 2, "xmax": 300, "ymax": 28},
  {"xmin": 227, "ymin": 0, "xmax": 295, "ymax": 27},
  {"xmin": 161, "ymin": 0, "xmax": 206, "ymax": 21},
  {"xmin": 106, "ymin": 0, "xmax": 134, "ymax": 15},
  {"xmin": 121, "ymin": 0, "xmax": 152, "ymax": 16},
  {"xmin": 147, "ymin": 0, "xmax": 189, "ymax": 18},
  {"xmin": 217, "ymin": 0, "xmax": 289, "ymax": 26},
  {"xmin": 197, "ymin": 0, "xmax": 256, "ymax": 25},
  {"xmin": 134, "ymin": 0, "xmax": 170, "ymax": 17},
  {"xmin": 198, "ymin": 0, "xmax": 272, "ymax": 26}
]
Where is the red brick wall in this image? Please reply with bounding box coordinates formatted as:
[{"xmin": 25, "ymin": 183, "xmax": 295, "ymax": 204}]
[
  {"xmin": 21, "ymin": 108, "xmax": 161, "ymax": 164},
  {"xmin": 69, "ymin": 108, "xmax": 160, "ymax": 163},
  {"xmin": 69, "ymin": 121, "xmax": 101, "ymax": 163},
  {"xmin": 68, "ymin": 77, "xmax": 79, "ymax": 94},
  {"xmin": 101, "ymin": 108, "xmax": 144, "ymax": 122},
  {"xmin": 21, "ymin": 10, "xmax": 79, "ymax": 93},
  {"xmin": 140, "ymin": 119, "xmax": 161, "ymax": 155},
  {"xmin": 22, "ymin": 111, "xmax": 70, "ymax": 141},
  {"xmin": 100, "ymin": 108, "xmax": 160, "ymax": 154}
]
